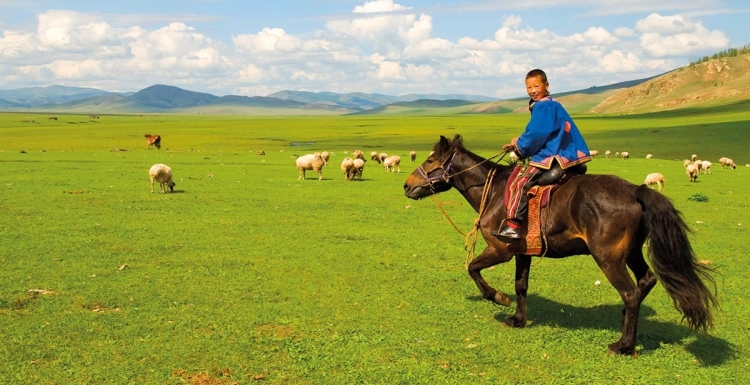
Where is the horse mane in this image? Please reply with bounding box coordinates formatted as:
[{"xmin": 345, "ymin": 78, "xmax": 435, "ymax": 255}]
[{"xmin": 443, "ymin": 134, "xmax": 513, "ymax": 174}]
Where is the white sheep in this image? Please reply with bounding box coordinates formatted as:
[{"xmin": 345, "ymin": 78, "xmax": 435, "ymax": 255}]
[
  {"xmin": 701, "ymin": 160, "xmax": 712, "ymax": 174},
  {"xmin": 296, "ymin": 153, "xmax": 326, "ymax": 180},
  {"xmin": 341, "ymin": 157, "xmax": 355, "ymax": 180},
  {"xmin": 379, "ymin": 152, "xmax": 388, "ymax": 164},
  {"xmin": 615, "ymin": 152, "xmax": 620, "ymax": 158},
  {"xmin": 693, "ymin": 159, "xmax": 703, "ymax": 172},
  {"xmin": 646, "ymin": 154, "xmax": 653, "ymax": 159},
  {"xmin": 605, "ymin": 150, "xmax": 611, "ymax": 158},
  {"xmin": 719, "ymin": 157, "xmax": 736, "ymax": 169},
  {"xmin": 683, "ymin": 159, "xmax": 692, "ymax": 168},
  {"xmin": 589, "ymin": 150, "xmax": 599, "ymax": 157},
  {"xmin": 620, "ymin": 151, "xmax": 630, "ymax": 159},
  {"xmin": 320, "ymin": 151, "xmax": 330, "ymax": 166},
  {"xmin": 149, "ymin": 163, "xmax": 175, "ymax": 193},
  {"xmin": 410, "ymin": 151, "xmax": 417, "ymax": 163},
  {"xmin": 352, "ymin": 150, "xmax": 365, "ymax": 161},
  {"xmin": 383, "ymin": 155, "xmax": 401, "ymax": 173},
  {"xmin": 352, "ymin": 158, "xmax": 365, "ymax": 180},
  {"xmin": 643, "ymin": 173, "xmax": 665, "ymax": 191},
  {"xmin": 686, "ymin": 163, "xmax": 699, "ymax": 182},
  {"xmin": 691, "ymin": 154, "xmax": 698, "ymax": 162},
  {"xmin": 370, "ymin": 151, "xmax": 380, "ymax": 162}
]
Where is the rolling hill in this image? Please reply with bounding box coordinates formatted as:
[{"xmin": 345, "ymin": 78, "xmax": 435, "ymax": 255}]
[{"xmin": 590, "ymin": 52, "xmax": 750, "ymax": 114}]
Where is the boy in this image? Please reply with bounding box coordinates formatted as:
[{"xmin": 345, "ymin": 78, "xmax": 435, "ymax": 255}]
[{"xmin": 492, "ymin": 69, "xmax": 591, "ymax": 242}]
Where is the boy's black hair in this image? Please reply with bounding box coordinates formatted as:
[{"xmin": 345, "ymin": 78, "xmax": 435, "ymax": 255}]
[{"xmin": 526, "ymin": 69, "xmax": 548, "ymax": 83}]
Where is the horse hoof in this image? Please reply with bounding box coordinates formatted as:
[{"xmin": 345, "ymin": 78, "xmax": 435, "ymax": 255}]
[
  {"xmin": 607, "ymin": 343, "xmax": 636, "ymax": 356},
  {"xmin": 503, "ymin": 316, "xmax": 526, "ymax": 328},
  {"xmin": 493, "ymin": 292, "xmax": 511, "ymax": 307}
]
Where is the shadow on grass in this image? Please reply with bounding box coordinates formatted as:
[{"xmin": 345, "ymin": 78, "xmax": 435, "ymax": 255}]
[{"xmin": 469, "ymin": 294, "xmax": 737, "ymax": 364}]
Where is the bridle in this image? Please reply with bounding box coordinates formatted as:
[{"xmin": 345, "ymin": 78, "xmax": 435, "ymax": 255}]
[{"xmin": 416, "ymin": 151, "xmax": 457, "ymax": 192}]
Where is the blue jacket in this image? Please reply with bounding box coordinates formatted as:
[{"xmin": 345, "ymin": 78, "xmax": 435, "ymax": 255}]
[{"xmin": 511, "ymin": 97, "xmax": 591, "ymax": 170}]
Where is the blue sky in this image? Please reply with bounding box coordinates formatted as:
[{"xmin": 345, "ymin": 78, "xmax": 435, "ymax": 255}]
[{"xmin": 1, "ymin": 0, "xmax": 748, "ymax": 98}]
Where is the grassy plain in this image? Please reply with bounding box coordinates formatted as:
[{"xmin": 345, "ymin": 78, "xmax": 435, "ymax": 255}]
[{"xmin": 1, "ymin": 109, "xmax": 749, "ymax": 384}]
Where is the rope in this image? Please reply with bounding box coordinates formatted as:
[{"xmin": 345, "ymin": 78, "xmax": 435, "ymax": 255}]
[
  {"xmin": 432, "ymin": 194, "xmax": 467, "ymax": 236},
  {"xmin": 464, "ymin": 168, "xmax": 496, "ymax": 269},
  {"xmin": 429, "ymin": 166, "xmax": 497, "ymax": 270}
]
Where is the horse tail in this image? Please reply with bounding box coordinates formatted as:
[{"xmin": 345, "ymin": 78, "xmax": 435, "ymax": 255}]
[{"xmin": 636, "ymin": 185, "xmax": 717, "ymax": 332}]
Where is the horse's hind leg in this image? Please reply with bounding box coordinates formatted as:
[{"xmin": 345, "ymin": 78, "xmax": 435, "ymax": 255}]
[
  {"xmin": 620, "ymin": 248, "xmax": 657, "ymax": 332},
  {"xmin": 595, "ymin": 253, "xmax": 642, "ymax": 356},
  {"xmin": 467, "ymin": 246, "xmax": 514, "ymax": 307},
  {"xmin": 505, "ymin": 255, "xmax": 531, "ymax": 327}
]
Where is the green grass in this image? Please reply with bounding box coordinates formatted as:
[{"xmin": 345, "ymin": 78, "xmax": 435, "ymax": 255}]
[{"xmin": 0, "ymin": 111, "xmax": 749, "ymax": 384}]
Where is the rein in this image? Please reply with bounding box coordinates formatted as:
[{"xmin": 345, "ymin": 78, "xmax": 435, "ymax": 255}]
[{"xmin": 417, "ymin": 150, "xmax": 508, "ymax": 192}]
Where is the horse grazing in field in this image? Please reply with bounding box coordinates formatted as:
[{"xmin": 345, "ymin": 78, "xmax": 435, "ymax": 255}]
[
  {"xmin": 403, "ymin": 135, "xmax": 717, "ymax": 356},
  {"xmin": 145, "ymin": 134, "xmax": 161, "ymax": 149}
]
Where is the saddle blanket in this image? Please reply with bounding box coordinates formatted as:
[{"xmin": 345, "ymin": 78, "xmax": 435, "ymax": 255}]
[{"xmin": 503, "ymin": 166, "xmax": 569, "ymax": 256}]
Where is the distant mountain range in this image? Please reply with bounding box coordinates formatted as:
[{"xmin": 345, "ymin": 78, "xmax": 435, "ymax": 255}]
[
  {"xmin": 0, "ymin": 84, "xmax": 503, "ymax": 115},
  {"xmin": 6, "ymin": 54, "xmax": 742, "ymax": 116}
]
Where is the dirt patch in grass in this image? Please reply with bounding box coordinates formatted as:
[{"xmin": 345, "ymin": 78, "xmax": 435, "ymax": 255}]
[
  {"xmin": 256, "ymin": 324, "xmax": 296, "ymax": 339},
  {"xmin": 172, "ymin": 368, "xmax": 238, "ymax": 385}
]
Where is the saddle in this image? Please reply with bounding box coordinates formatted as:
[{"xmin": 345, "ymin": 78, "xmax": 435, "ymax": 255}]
[{"xmin": 503, "ymin": 163, "xmax": 585, "ymax": 255}]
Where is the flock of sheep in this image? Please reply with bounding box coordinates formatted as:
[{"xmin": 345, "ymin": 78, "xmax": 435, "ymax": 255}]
[
  {"xmin": 147, "ymin": 141, "xmax": 742, "ymax": 193},
  {"xmin": 295, "ymin": 149, "xmax": 417, "ymax": 181},
  {"xmin": 586, "ymin": 150, "xmax": 741, "ymax": 192}
]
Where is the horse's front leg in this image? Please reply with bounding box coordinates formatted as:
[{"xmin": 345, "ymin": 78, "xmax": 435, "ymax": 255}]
[
  {"xmin": 505, "ymin": 255, "xmax": 531, "ymax": 327},
  {"xmin": 467, "ymin": 246, "xmax": 514, "ymax": 307}
]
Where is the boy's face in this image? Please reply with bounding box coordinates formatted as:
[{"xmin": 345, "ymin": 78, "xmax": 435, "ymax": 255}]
[{"xmin": 525, "ymin": 75, "xmax": 549, "ymax": 101}]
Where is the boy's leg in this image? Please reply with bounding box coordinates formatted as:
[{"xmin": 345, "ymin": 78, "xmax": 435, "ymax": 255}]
[{"xmin": 493, "ymin": 166, "xmax": 543, "ymax": 241}]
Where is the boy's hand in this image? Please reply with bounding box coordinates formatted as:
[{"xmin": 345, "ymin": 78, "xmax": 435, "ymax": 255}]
[{"xmin": 502, "ymin": 143, "xmax": 516, "ymax": 152}]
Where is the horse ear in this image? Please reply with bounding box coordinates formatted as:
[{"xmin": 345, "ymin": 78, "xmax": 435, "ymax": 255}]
[{"xmin": 439, "ymin": 135, "xmax": 450, "ymax": 147}]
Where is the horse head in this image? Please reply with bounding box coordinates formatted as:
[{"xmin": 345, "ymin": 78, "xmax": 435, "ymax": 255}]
[{"xmin": 404, "ymin": 135, "xmax": 464, "ymax": 199}]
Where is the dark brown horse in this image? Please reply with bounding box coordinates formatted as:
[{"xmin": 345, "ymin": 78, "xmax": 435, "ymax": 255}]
[{"xmin": 403, "ymin": 135, "xmax": 717, "ymax": 355}]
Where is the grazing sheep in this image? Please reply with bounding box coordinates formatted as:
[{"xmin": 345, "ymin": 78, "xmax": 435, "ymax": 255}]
[
  {"xmin": 370, "ymin": 151, "xmax": 380, "ymax": 163},
  {"xmin": 719, "ymin": 157, "xmax": 736, "ymax": 169},
  {"xmin": 686, "ymin": 163, "xmax": 699, "ymax": 182},
  {"xmin": 605, "ymin": 150, "xmax": 611, "ymax": 158},
  {"xmin": 643, "ymin": 173, "xmax": 665, "ymax": 191},
  {"xmin": 149, "ymin": 164, "xmax": 175, "ymax": 193},
  {"xmin": 352, "ymin": 150, "xmax": 365, "ymax": 161},
  {"xmin": 383, "ymin": 155, "xmax": 401, "ymax": 173},
  {"xmin": 693, "ymin": 159, "xmax": 703, "ymax": 173},
  {"xmin": 683, "ymin": 159, "xmax": 692, "ymax": 168},
  {"xmin": 320, "ymin": 151, "xmax": 330, "ymax": 166},
  {"xmin": 341, "ymin": 157, "xmax": 355, "ymax": 180},
  {"xmin": 410, "ymin": 150, "xmax": 417, "ymax": 163},
  {"xmin": 257, "ymin": 150, "xmax": 265, "ymax": 155},
  {"xmin": 620, "ymin": 151, "xmax": 629, "ymax": 159},
  {"xmin": 646, "ymin": 154, "xmax": 652, "ymax": 159},
  {"xmin": 296, "ymin": 153, "xmax": 326, "ymax": 180},
  {"xmin": 701, "ymin": 160, "xmax": 712, "ymax": 174},
  {"xmin": 589, "ymin": 150, "xmax": 599, "ymax": 157},
  {"xmin": 746, "ymin": 164, "xmax": 750, "ymax": 167},
  {"xmin": 691, "ymin": 154, "xmax": 698, "ymax": 162},
  {"xmin": 352, "ymin": 158, "xmax": 365, "ymax": 180},
  {"xmin": 379, "ymin": 153, "xmax": 388, "ymax": 164},
  {"xmin": 615, "ymin": 152, "xmax": 620, "ymax": 158}
]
